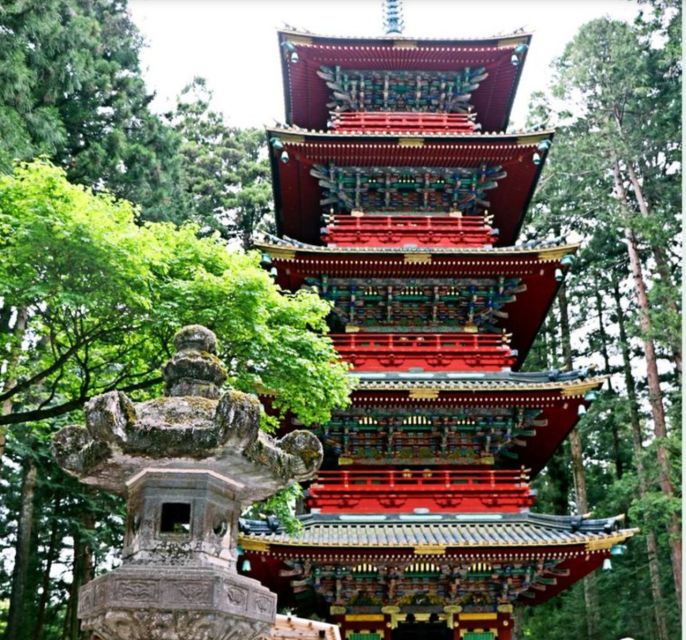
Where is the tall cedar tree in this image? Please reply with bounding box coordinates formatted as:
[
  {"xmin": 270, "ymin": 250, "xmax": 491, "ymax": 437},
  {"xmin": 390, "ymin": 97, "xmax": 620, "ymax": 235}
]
[
  {"xmin": 169, "ymin": 78, "xmax": 274, "ymax": 250},
  {"xmin": 0, "ymin": 0, "xmax": 187, "ymax": 222}
]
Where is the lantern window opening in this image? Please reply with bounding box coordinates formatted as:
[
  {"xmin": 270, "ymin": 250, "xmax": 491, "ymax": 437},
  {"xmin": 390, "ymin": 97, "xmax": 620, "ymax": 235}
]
[{"xmin": 160, "ymin": 502, "xmax": 192, "ymax": 535}]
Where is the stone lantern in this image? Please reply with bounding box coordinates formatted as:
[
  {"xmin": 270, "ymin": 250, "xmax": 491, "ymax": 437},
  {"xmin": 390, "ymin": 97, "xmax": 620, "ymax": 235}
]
[{"xmin": 52, "ymin": 325, "xmax": 323, "ymax": 640}]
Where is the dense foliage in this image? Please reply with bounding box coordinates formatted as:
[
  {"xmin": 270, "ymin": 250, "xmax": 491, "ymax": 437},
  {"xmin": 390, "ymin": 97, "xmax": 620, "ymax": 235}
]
[
  {"xmin": 169, "ymin": 78, "xmax": 274, "ymax": 249},
  {"xmin": 0, "ymin": 0, "xmax": 187, "ymax": 222},
  {"xmin": 520, "ymin": 3, "xmax": 681, "ymax": 639}
]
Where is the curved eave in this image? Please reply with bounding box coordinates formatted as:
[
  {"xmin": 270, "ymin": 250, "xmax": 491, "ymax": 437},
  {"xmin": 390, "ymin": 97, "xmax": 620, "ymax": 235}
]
[
  {"xmin": 350, "ymin": 374, "xmax": 606, "ymax": 396},
  {"xmin": 257, "ymin": 238, "xmax": 577, "ymax": 263},
  {"xmin": 261, "ymin": 239, "xmax": 577, "ymax": 368},
  {"xmin": 277, "ymin": 30, "xmax": 532, "ymax": 132},
  {"xmin": 345, "ymin": 374, "xmax": 604, "ymax": 475},
  {"xmin": 239, "ymin": 522, "xmax": 636, "ymax": 555},
  {"xmin": 278, "ymin": 28, "xmax": 534, "ymax": 46},
  {"xmin": 268, "ymin": 126, "xmax": 554, "ymax": 142}
]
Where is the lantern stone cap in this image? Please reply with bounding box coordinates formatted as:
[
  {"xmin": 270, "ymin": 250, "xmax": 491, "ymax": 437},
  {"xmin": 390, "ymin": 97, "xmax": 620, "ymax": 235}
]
[
  {"xmin": 52, "ymin": 325, "xmax": 323, "ymax": 501},
  {"xmin": 124, "ymin": 467, "xmax": 246, "ymax": 491}
]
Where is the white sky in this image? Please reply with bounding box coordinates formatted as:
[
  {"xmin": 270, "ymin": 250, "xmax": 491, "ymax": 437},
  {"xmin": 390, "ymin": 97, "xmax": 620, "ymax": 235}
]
[{"xmin": 128, "ymin": 0, "xmax": 640, "ymax": 130}]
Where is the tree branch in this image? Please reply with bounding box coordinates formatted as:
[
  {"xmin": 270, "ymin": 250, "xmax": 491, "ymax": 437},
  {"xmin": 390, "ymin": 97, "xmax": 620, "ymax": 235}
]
[{"xmin": 0, "ymin": 376, "xmax": 163, "ymax": 426}]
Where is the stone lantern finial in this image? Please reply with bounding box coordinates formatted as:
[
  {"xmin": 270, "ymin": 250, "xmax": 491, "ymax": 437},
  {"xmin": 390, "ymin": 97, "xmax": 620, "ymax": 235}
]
[
  {"xmin": 163, "ymin": 325, "xmax": 226, "ymax": 398},
  {"xmin": 51, "ymin": 324, "xmax": 323, "ymax": 640}
]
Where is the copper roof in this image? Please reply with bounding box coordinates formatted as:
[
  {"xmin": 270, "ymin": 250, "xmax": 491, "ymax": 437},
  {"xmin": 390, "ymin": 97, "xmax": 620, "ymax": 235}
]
[
  {"xmin": 258, "ymin": 234, "xmax": 576, "ymax": 260},
  {"xmin": 240, "ymin": 512, "xmax": 636, "ymax": 554}
]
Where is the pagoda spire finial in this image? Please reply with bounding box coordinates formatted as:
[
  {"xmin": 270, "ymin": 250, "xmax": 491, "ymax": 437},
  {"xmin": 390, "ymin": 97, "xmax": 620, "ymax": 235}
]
[{"xmin": 383, "ymin": 0, "xmax": 404, "ymax": 36}]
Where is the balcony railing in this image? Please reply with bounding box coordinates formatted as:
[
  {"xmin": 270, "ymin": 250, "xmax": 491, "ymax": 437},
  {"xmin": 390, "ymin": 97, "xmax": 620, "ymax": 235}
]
[
  {"xmin": 307, "ymin": 468, "xmax": 534, "ymax": 513},
  {"xmin": 324, "ymin": 213, "xmax": 495, "ymax": 248},
  {"xmin": 330, "ymin": 111, "xmax": 478, "ymax": 134},
  {"xmin": 331, "ymin": 332, "xmax": 515, "ymax": 372}
]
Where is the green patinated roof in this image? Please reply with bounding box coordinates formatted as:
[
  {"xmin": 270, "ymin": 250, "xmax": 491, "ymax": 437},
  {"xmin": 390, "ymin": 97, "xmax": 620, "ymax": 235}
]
[{"xmin": 240, "ymin": 512, "xmax": 635, "ymax": 553}]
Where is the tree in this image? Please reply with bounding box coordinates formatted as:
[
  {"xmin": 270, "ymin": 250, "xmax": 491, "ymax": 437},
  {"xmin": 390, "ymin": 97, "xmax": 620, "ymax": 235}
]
[
  {"xmin": 0, "ymin": 0, "xmax": 187, "ymax": 222},
  {"xmin": 520, "ymin": 10, "xmax": 681, "ymax": 638},
  {"xmin": 170, "ymin": 78, "xmax": 274, "ymax": 249},
  {"xmin": 552, "ymin": 16, "xmax": 682, "ymax": 611},
  {"xmin": 0, "ymin": 159, "xmax": 351, "ymax": 432}
]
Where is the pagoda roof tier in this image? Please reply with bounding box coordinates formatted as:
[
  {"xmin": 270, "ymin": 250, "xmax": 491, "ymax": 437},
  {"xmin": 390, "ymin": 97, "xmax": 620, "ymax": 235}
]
[
  {"xmin": 240, "ymin": 511, "xmax": 634, "ymax": 551},
  {"xmin": 239, "ymin": 512, "xmax": 636, "ymax": 606},
  {"xmin": 277, "ymin": 29, "xmax": 532, "ymax": 131},
  {"xmin": 302, "ymin": 371, "xmax": 604, "ymax": 474},
  {"xmin": 258, "ymin": 236, "xmax": 576, "ymax": 366},
  {"xmin": 351, "ymin": 368, "xmax": 600, "ymax": 391},
  {"xmin": 267, "ymin": 128, "xmax": 553, "ymax": 246}
]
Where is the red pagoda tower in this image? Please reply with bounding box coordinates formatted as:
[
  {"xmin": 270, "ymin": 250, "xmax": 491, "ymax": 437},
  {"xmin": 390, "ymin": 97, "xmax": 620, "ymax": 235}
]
[{"xmin": 240, "ymin": 8, "xmax": 636, "ymax": 639}]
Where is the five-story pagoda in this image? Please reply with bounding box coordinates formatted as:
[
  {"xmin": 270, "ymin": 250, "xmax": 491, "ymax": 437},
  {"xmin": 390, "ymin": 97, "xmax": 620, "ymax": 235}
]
[{"xmin": 240, "ymin": 5, "xmax": 636, "ymax": 639}]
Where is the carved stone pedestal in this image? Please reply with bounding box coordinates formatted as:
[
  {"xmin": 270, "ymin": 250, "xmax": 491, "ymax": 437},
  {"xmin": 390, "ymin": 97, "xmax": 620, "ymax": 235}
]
[{"xmin": 79, "ymin": 567, "xmax": 275, "ymax": 640}]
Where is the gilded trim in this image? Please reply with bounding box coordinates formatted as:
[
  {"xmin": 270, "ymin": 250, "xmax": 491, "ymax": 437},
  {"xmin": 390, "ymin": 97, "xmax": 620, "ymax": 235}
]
[
  {"xmin": 585, "ymin": 529, "xmax": 638, "ymax": 552},
  {"xmin": 560, "ymin": 378, "xmax": 607, "ymax": 397},
  {"xmin": 414, "ymin": 545, "xmax": 446, "ymax": 555},
  {"xmin": 267, "ymin": 248, "xmax": 296, "ymax": 260},
  {"xmin": 517, "ymin": 134, "xmax": 551, "ymax": 146},
  {"xmin": 240, "ymin": 538, "xmax": 270, "ymax": 552},
  {"xmin": 280, "ymin": 133, "xmax": 305, "ymax": 144},
  {"xmin": 459, "ymin": 613, "xmax": 498, "ymax": 621},
  {"xmin": 537, "ymin": 245, "xmax": 578, "ymax": 262},
  {"xmin": 409, "ymin": 388, "xmax": 440, "ymax": 399},
  {"xmin": 497, "ymin": 36, "xmax": 529, "ymax": 48},
  {"xmin": 398, "ymin": 137, "xmax": 425, "ymax": 147},
  {"xmin": 288, "ymin": 35, "xmax": 313, "ymax": 45},
  {"xmin": 404, "ymin": 253, "xmax": 432, "ymax": 264},
  {"xmin": 393, "ymin": 40, "xmax": 418, "ymax": 49}
]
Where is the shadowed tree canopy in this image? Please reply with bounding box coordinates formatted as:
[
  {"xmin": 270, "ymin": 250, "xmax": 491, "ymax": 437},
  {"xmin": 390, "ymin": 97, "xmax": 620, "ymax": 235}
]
[{"xmin": 0, "ymin": 0, "xmax": 188, "ymax": 222}]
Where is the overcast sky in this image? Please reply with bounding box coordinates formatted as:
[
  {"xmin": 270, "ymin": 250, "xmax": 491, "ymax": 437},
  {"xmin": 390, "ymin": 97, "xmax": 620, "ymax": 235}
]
[{"xmin": 128, "ymin": 0, "xmax": 640, "ymax": 130}]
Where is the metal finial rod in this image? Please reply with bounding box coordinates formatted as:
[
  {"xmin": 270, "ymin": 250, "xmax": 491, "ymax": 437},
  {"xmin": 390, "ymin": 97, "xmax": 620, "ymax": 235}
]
[{"xmin": 383, "ymin": 0, "xmax": 404, "ymax": 35}]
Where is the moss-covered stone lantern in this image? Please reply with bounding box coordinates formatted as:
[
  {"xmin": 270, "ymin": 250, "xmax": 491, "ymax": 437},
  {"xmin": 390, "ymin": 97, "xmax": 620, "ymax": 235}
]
[{"xmin": 52, "ymin": 325, "xmax": 323, "ymax": 640}]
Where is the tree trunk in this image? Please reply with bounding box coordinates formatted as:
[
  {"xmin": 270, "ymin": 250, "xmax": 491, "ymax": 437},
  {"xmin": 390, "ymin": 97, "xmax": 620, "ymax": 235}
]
[
  {"xmin": 5, "ymin": 459, "xmax": 38, "ymax": 640},
  {"xmin": 612, "ymin": 279, "xmax": 672, "ymax": 640},
  {"xmin": 557, "ymin": 284, "xmax": 599, "ymax": 640},
  {"xmin": 0, "ymin": 307, "xmax": 29, "ymax": 459},
  {"xmin": 63, "ymin": 531, "xmax": 82, "ymax": 640},
  {"xmin": 63, "ymin": 511, "xmax": 95, "ymax": 640},
  {"xmin": 540, "ymin": 315, "xmax": 572, "ymax": 515},
  {"xmin": 611, "ymin": 154, "xmax": 682, "ymax": 611},
  {"xmin": 612, "ymin": 113, "xmax": 681, "ymax": 374},
  {"xmin": 622, "ymin": 155, "xmax": 681, "ymax": 374},
  {"xmin": 31, "ymin": 494, "xmax": 62, "ymax": 640},
  {"xmin": 592, "ymin": 276, "xmax": 623, "ymax": 478},
  {"xmin": 624, "ymin": 226, "xmax": 682, "ymax": 610},
  {"xmin": 628, "ymin": 164, "xmax": 681, "ymax": 373}
]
